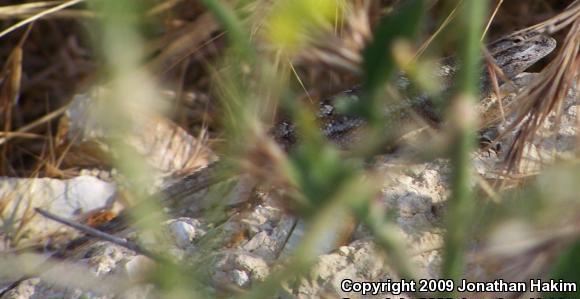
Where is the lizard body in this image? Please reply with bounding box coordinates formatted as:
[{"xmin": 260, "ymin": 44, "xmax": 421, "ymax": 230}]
[
  {"xmin": 274, "ymin": 33, "xmax": 557, "ymax": 150},
  {"xmin": 165, "ymin": 31, "xmax": 557, "ymax": 209},
  {"xmin": 52, "ymin": 31, "xmax": 559, "ymax": 254}
]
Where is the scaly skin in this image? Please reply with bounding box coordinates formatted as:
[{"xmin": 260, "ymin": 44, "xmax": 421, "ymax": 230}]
[
  {"xmin": 163, "ymin": 31, "xmax": 557, "ymax": 209},
  {"xmin": 273, "ymin": 34, "xmax": 557, "ymax": 150}
]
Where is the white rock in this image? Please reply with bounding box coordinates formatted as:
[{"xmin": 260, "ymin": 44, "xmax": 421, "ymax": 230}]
[
  {"xmin": 233, "ymin": 254, "xmax": 270, "ymax": 281},
  {"xmin": 65, "ymin": 91, "xmax": 217, "ymax": 176},
  {"xmin": 242, "ymin": 231, "xmax": 269, "ymax": 252},
  {"xmin": 0, "ymin": 176, "xmax": 116, "ymax": 240},
  {"xmin": 166, "ymin": 219, "xmax": 197, "ymax": 249},
  {"xmin": 231, "ymin": 269, "xmax": 250, "ymax": 287},
  {"xmin": 337, "ymin": 246, "xmax": 350, "ymax": 256}
]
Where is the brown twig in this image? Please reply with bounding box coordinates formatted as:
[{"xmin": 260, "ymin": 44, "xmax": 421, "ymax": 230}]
[
  {"xmin": 34, "ymin": 207, "xmax": 165, "ymax": 263},
  {"xmin": 504, "ymin": 17, "xmax": 580, "ymax": 172}
]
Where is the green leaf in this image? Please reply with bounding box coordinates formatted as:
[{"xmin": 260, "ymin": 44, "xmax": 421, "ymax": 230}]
[
  {"xmin": 358, "ymin": 0, "xmax": 425, "ymax": 125},
  {"xmin": 201, "ymin": 0, "xmax": 254, "ymax": 60},
  {"xmin": 287, "ymin": 104, "xmax": 361, "ymax": 211},
  {"xmin": 546, "ymin": 239, "xmax": 580, "ymax": 299}
]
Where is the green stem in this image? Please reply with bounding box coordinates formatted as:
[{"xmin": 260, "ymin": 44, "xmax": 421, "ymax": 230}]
[{"xmin": 442, "ymin": 0, "xmax": 487, "ymax": 296}]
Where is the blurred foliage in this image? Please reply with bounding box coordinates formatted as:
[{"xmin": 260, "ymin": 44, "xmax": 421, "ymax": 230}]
[
  {"xmin": 549, "ymin": 240, "xmax": 580, "ymax": 299},
  {"xmin": 359, "ymin": 0, "xmax": 424, "ymax": 124},
  {"xmin": 442, "ymin": 0, "xmax": 486, "ymax": 293},
  {"xmin": 267, "ymin": 0, "xmax": 339, "ymax": 50},
  {"xmin": 0, "ymin": 0, "xmax": 578, "ymax": 298}
]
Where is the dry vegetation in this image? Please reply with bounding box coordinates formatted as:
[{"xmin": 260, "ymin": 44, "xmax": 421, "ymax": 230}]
[
  {"xmin": 0, "ymin": 0, "xmax": 579, "ymax": 298},
  {"xmin": 0, "ymin": 0, "xmax": 576, "ymax": 177}
]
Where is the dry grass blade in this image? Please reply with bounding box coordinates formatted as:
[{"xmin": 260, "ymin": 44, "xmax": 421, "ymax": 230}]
[
  {"xmin": 504, "ymin": 18, "xmax": 580, "ymax": 172},
  {"xmin": 481, "ymin": 0, "xmax": 503, "ymax": 40},
  {"xmin": 0, "ymin": 2, "xmax": 92, "ymax": 20},
  {"xmin": 416, "ymin": 0, "xmax": 463, "ymax": 58},
  {"xmin": 468, "ymin": 218, "xmax": 580, "ymax": 297},
  {"xmin": 0, "ymin": 25, "xmax": 29, "ymax": 114},
  {"xmin": 0, "ymin": 25, "xmax": 30, "ymax": 172},
  {"xmin": 0, "ymin": 2, "xmax": 55, "ymax": 18},
  {"xmin": 0, "ymin": 0, "xmax": 84, "ymax": 40},
  {"xmin": 147, "ymin": 12, "xmax": 220, "ymax": 72},
  {"xmin": 0, "ymin": 103, "xmax": 69, "ymax": 146},
  {"xmin": 34, "ymin": 208, "xmax": 165, "ymax": 262},
  {"xmin": 295, "ymin": 1, "xmax": 371, "ymax": 74},
  {"xmin": 146, "ymin": 0, "xmax": 184, "ymax": 17},
  {"xmin": 508, "ymin": 0, "xmax": 580, "ymax": 37}
]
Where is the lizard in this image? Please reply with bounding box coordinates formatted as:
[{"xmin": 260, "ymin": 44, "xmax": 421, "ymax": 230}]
[
  {"xmin": 146, "ymin": 31, "xmax": 560, "ymax": 257},
  {"xmin": 40, "ymin": 29, "xmax": 558, "ymax": 249},
  {"xmin": 1, "ymin": 22, "xmax": 563, "ymax": 299},
  {"xmin": 162, "ymin": 30, "xmax": 557, "ymax": 208},
  {"xmin": 273, "ymin": 32, "xmax": 557, "ymax": 151}
]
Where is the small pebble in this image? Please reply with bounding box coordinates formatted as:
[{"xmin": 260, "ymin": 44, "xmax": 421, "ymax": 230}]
[
  {"xmin": 231, "ymin": 269, "xmax": 250, "ymax": 287},
  {"xmin": 166, "ymin": 220, "xmax": 196, "ymax": 249}
]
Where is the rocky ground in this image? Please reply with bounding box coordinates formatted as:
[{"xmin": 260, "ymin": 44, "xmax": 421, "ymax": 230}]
[{"xmin": 0, "ymin": 80, "xmax": 577, "ymax": 298}]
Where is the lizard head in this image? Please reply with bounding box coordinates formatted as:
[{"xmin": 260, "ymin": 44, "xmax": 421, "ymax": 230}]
[{"xmin": 487, "ymin": 33, "xmax": 557, "ymax": 79}]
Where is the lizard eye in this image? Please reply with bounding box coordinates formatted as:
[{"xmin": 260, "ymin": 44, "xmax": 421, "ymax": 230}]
[{"xmin": 512, "ymin": 36, "xmax": 525, "ymax": 44}]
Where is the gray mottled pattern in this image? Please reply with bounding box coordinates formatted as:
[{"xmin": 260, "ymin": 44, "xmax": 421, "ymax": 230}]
[{"xmin": 274, "ymin": 33, "xmax": 557, "ymax": 149}]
